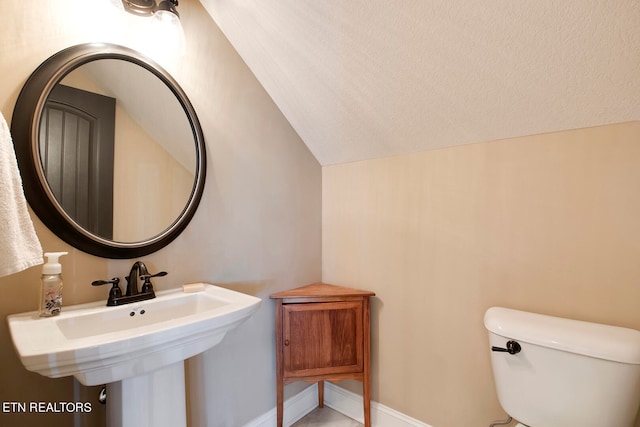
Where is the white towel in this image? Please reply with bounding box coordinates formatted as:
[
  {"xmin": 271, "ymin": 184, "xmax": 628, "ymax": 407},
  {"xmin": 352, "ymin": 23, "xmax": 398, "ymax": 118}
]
[{"xmin": 0, "ymin": 111, "xmax": 43, "ymax": 277}]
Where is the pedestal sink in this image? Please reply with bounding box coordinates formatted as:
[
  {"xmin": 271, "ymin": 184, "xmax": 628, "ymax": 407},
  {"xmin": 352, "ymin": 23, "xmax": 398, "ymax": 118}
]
[{"xmin": 7, "ymin": 284, "xmax": 261, "ymax": 427}]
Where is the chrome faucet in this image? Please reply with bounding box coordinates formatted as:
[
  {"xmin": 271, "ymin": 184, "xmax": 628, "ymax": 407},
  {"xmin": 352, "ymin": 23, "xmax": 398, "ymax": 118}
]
[{"xmin": 92, "ymin": 261, "xmax": 167, "ymax": 306}]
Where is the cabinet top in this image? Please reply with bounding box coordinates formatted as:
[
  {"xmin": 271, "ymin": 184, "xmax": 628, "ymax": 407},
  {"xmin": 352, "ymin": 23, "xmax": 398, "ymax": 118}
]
[{"xmin": 270, "ymin": 282, "xmax": 375, "ymax": 299}]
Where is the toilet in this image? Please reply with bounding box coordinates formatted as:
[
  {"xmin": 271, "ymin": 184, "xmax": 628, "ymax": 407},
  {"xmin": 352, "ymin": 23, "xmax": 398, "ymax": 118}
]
[{"xmin": 484, "ymin": 307, "xmax": 640, "ymax": 427}]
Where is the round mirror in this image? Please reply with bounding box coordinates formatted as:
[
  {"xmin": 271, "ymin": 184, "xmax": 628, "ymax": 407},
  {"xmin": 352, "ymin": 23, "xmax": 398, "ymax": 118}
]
[{"xmin": 11, "ymin": 43, "xmax": 206, "ymax": 259}]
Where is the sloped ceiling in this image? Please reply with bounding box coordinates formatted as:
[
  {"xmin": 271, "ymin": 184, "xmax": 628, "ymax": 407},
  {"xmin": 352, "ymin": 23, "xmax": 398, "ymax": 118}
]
[{"xmin": 199, "ymin": 0, "xmax": 640, "ymax": 166}]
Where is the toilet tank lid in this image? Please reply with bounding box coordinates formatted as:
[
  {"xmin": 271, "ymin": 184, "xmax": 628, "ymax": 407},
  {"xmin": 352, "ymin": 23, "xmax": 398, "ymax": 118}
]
[{"xmin": 484, "ymin": 307, "xmax": 640, "ymax": 364}]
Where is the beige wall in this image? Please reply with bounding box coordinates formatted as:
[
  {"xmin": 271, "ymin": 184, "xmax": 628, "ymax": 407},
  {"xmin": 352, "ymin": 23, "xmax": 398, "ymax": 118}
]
[
  {"xmin": 112, "ymin": 110, "xmax": 193, "ymax": 242},
  {"xmin": 3, "ymin": 1, "xmax": 638, "ymax": 426},
  {"xmin": 0, "ymin": 0, "xmax": 321, "ymax": 426},
  {"xmin": 323, "ymin": 121, "xmax": 640, "ymax": 426}
]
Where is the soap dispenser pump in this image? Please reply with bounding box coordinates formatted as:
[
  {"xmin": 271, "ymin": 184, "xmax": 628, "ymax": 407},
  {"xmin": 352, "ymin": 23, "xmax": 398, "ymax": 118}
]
[{"xmin": 39, "ymin": 252, "xmax": 68, "ymax": 317}]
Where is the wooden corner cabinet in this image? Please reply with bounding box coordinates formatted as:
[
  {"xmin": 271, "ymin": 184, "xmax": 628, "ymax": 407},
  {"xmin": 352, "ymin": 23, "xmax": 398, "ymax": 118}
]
[{"xmin": 270, "ymin": 283, "xmax": 375, "ymax": 427}]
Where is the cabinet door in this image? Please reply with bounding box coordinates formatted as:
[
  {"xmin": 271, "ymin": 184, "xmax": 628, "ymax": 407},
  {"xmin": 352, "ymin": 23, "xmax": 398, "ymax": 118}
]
[{"xmin": 283, "ymin": 301, "xmax": 363, "ymax": 378}]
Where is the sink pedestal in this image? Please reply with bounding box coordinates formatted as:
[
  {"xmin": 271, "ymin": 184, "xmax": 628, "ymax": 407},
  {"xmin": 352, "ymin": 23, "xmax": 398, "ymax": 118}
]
[{"xmin": 106, "ymin": 361, "xmax": 186, "ymax": 427}]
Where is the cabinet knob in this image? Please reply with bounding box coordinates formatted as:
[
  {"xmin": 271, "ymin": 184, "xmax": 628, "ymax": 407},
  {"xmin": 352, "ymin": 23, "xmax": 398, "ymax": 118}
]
[{"xmin": 284, "ymin": 339, "xmax": 290, "ymax": 346}]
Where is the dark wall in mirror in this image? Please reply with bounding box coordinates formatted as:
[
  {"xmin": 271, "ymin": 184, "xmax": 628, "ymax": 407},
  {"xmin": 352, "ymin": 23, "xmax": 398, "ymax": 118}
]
[{"xmin": 11, "ymin": 43, "xmax": 206, "ymax": 259}]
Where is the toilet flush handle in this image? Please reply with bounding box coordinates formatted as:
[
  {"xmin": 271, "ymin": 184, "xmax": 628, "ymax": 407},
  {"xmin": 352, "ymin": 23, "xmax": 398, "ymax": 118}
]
[{"xmin": 491, "ymin": 340, "xmax": 521, "ymax": 355}]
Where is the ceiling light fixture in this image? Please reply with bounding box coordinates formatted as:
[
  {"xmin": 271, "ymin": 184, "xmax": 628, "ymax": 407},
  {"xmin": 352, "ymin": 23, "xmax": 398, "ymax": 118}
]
[
  {"xmin": 121, "ymin": 0, "xmax": 180, "ymax": 18},
  {"xmin": 120, "ymin": 0, "xmax": 185, "ymax": 55},
  {"xmin": 153, "ymin": 1, "xmax": 182, "ymax": 30}
]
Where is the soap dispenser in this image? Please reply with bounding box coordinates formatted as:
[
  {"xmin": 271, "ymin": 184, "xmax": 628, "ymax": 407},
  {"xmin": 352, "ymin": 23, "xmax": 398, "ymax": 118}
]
[{"xmin": 39, "ymin": 252, "xmax": 68, "ymax": 317}]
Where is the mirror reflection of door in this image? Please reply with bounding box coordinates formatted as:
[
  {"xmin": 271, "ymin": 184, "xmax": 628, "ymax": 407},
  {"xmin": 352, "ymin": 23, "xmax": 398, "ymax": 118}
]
[{"xmin": 39, "ymin": 84, "xmax": 115, "ymax": 238}]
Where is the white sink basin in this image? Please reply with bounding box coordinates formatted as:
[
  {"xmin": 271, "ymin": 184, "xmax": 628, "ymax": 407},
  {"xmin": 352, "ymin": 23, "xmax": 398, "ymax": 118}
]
[{"xmin": 7, "ymin": 284, "xmax": 261, "ymax": 386}]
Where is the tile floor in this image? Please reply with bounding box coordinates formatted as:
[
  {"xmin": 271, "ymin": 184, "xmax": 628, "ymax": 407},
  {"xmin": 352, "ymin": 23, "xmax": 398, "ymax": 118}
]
[{"xmin": 292, "ymin": 406, "xmax": 363, "ymax": 427}]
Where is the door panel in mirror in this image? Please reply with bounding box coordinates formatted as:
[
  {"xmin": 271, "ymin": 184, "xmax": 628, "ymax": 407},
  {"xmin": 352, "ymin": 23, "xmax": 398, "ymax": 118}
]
[{"xmin": 42, "ymin": 84, "xmax": 116, "ymax": 239}]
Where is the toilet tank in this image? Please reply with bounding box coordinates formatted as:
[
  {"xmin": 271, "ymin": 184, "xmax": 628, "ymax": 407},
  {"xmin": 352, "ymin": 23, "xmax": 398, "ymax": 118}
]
[{"xmin": 484, "ymin": 307, "xmax": 640, "ymax": 427}]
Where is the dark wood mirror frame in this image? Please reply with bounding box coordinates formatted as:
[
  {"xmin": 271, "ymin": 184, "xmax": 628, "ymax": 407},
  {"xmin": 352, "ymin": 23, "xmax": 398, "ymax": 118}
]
[{"xmin": 11, "ymin": 43, "xmax": 206, "ymax": 259}]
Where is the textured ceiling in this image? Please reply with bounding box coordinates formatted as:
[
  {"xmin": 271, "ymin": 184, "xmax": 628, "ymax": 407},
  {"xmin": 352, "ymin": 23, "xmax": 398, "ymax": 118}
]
[{"xmin": 199, "ymin": 0, "xmax": 640, "ymax": 165}]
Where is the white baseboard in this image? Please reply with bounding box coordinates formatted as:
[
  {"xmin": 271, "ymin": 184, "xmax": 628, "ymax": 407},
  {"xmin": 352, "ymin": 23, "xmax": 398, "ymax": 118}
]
[
  {"xmin": 243, "ymin": 382, "xmax": 432, "ymax": 427},
  {"xmin": 244, "ymin": 384, "xmax": 318, "ymax": 427},
  {"xmin": 324, "ymin": 382, "xmax": 432, "ymax": 427}
]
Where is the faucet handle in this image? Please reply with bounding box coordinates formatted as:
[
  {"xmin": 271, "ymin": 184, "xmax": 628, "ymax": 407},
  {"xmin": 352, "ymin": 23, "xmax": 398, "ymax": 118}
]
[
  {"xmin": 92, "ymin": 277, "xmax": 123, "ymax": 306},
  {"xmin": 92, "ymin": 277, "xmax": 121, "ymax": 287},
  {"xmin": 139, "ymin": 271, "xmax": 168, "ymax": 280},
  {"xmin": 139, "ymin": 271, "xmax": 167, "ymax": 294}
]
